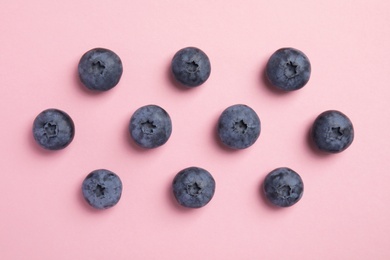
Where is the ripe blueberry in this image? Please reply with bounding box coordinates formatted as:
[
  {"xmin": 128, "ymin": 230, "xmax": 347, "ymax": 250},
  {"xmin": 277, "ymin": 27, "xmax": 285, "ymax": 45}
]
[
  {"xmin": 266, "ymin": 47, "xmax": 311, "ymax": 91},
  {"xmin": 218, "ymin": 104, "xmax": 261, "ymax": 149},
  {"xmin": 129, "ymin": 105, "xmax": 172, "ymax": 149},
  {"xmin": 81, "ymin": 169, "xmax": 123, "ymax": 210},
  {"xmin": 311, "ymin": 110, "xmax": 354, "ymax": 153},
  {"xmin": 263, "ymin": 167, "xmax": 304, "ymax": 207},
  {"xmin": 172, "ymin": 167, "xmax": 216, "ymax": 208},
  {"xmin": 78, "ymin": 48, "xmax": 123, "ymax": 91},
  {"xmin": 32, "ymin": 108, "xmax": 75, "ymax": 150},
  {"xmin": 171, "ymin": 47, "xmax": 211, "ymax": 87}
]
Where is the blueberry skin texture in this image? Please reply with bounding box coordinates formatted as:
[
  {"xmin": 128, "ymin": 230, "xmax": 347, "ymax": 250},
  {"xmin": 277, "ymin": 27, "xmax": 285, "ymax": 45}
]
[
  {"xmin": 32, "ymin": 108, "xmax": 75, "ymax": 150},
  {"xmin": 172, "ymin": 167, "xmax": 216, "ymax": 208},
  {"xmin": 129, "ymin": 105, "xmax": 172, "ymax": 149},
  {"xmin": 266, "ymin": 47, "xmax": 311, "ymax": 91},
  {"xmin": 78, "ymin": 48, "xmax": 123, "ymax": 91},
  {"xmin": 263, "ymin": 167, "xmax": 304, "ymax": 207},
  {"xmin": 82, "ymin": 169, "xmax": 123, "ymax": 210},
  {"xmin": 171, "ymin": 47, "xmax": 211, "ymax": 87},
  {"xmin": 218, "ymin": 104, "xmax": 261, "ymax": 149},
  {"xmin": 311, "ymin": 110, "xmax": 354, "ymax": 153}
]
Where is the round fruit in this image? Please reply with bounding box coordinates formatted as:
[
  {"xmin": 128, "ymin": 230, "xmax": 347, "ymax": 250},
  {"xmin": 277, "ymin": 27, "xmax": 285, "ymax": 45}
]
[
  {"xmin": 218, "ymin": 104, "xmax": 261, "ymax": 149},
  {"xmin": 266, "ymin": 47, "xmax": 311, "ymax": 91},
  {"xmin": 171, "ymin": 47, "xmax": 211, "ymax": 87},
  {"xmin": 32, "ymin": 108, "xmax": 75, "ymax": 150},
  {"xmin": 129, "ymin": 105, "xmax": 172, "ymax": 149},
  {"xmin": 82, "ymin": 169, "xmax": 123, "ymax": 210},
  {"xmin": 78, "ymin": 48, "xmax": 123, "ymax": 91},
  {"xmin": 263, "ymin": 167, "xmax": 304, "ymax": 207},
  {"xmin": 172, "ymin": 167, "xmax": 216, "ymax": 208},
  {"xmin": 311, "ymin": 110, "xmax": 354, "ymax": 153}
]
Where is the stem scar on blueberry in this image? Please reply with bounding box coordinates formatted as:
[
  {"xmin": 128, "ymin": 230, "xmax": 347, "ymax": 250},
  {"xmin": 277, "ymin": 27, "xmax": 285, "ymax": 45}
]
[
  {"xmin": 328, "ymin": 127, "xmax": 344, "ymax": 140},
  {"xmin": 185, "ymin": 60, "xmax": 199, "ymax": 73},
  {"xmin": 187, "ymin": 182, "xmax": 202, "ymax": 196},
  {"xmin": 233, "ymin": 120, "xmax": 248, "ymax": 134},
  {"xmin": 277, "ymin": 185, "xmax": 292, "ymax": 198},
  {"xmin": 92, "ymin": 60, "xmax": 106, "ymax": 75},
  {"xmin": 285, "ymin": 61, "xmax": 298, "ymax": 78},
  {"xmin": 141, "ymin": 121, "xmax": 157, "ymax": 134},
  {"xmin": 43, "ymin": 122, "xmax": 58, "ymax": 138},
  {"xmin": 93, "ymin": 184, "xmax": 105, "ymax": 197}
]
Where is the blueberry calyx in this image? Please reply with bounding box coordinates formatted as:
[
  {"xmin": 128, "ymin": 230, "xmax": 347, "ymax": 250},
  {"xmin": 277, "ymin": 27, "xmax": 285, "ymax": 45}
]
[
  {"xmin": 329, "ymin": 127, "xmax": 342, "ymax": 138},
  {"xmin": 185, "ymin": 60, "xmax": 199, "ymax": 73},
  {"xmin": 285, "ymin": 61, "xmax": 298, "ymax": 78},
  {"xmin": 141, "ymin": 121, "xmax": 157, "ymax": 134},
  {"xmin": 233, "ymin": 120, "xmax": 248, "ymax": 134},
  {"xmin": 277, "ymin": 185, "xmax": 292, "ymax": 198},
  {"xmin": 187, "ymin": 182, "xmax": 202, "ymax": 196},
  {"xmin": 94, "ymin": 184, "xmax": 105, "ymax": 197},
  {"xmin": 92, "ymin": 60, "xmax": 106, "ymax": 75},
  {"xmin": 43, "ymin": 122, "xmax": 58, "ymax": 138}
]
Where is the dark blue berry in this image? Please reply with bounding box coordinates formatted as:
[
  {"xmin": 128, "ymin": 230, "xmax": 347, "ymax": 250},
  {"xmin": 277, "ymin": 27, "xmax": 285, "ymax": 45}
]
[
  {"xmin": 218, "ymin": 104, "xmax": 261, "ymax": 149},
  {"xmin": 266, "ymin": 47, "xmax": 311, "ymax": 91},
  {"xmin": 129, "ymin": 105, "xmax": 172, "ymax": 149},
  {"xmin": 78, "ymin": 48, "xmax": 123, "ymax": 91},
  {"xmin": 81, "ymin": 169, "xmax": 122, "ymax": 210},
  {"xmin": 172, "ymin": 167, "xmax": 216, "ymax": 208},
  {"xmin": 311, "ymin": 110, "xmax": 354, "ymax": 153},
  {"xmin": 32, "ymin": 108, "xmax": 75, "ymax": 150},
  {"xmin": 171, "ymin": 47, "xmax": 211, "ymax": 87},
  {"xmin": 263, "ymin": 167, "xmax": 304, "ymax": 207}
]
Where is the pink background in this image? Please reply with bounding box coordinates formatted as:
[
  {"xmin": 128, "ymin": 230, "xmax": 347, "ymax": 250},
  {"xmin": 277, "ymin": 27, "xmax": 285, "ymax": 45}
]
[{"xmin": 1, "ymin": 0, "xmax": 390, "ymax": 259}]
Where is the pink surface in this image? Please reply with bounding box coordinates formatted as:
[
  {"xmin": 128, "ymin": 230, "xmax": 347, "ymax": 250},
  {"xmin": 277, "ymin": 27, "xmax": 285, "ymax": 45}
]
[{"xmin": 1, "ymin": 0, "xmax": 390, "ymax": 259}]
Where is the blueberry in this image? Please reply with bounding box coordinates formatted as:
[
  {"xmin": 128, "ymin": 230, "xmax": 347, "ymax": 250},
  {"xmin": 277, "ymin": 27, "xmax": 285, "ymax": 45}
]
[
  {"xmin": 266, "ymin": 47, "xmax": 311, "ymax": 91},
  {"xmin": 172, "ymin": 167, "xmax": 216, "ymax": 208},
  {"xmin": 78, "ymin": 48, "xmax": 123, "ymax": 91},
  {"xmin": 32, "ymin": 108, "xmax": 75, "ymax": 150},
  {"xmin": 217, "ymin": 104, "xmax": 261, "ymax": 149},
  {"xmin": 129, "ymin": 105, "xmax": 172, "ymax": 149},
  {"xmin": 311, "ymin": 110, "xmax": 354, "ymax": 153},
  {"xmin": 171, "ymin": 47, "xmax": 211, "ymax": 87},
  {"xmin": 263, "ymin": 167, "xmax": 304, "ymax": 207},
  {"xmin": 81, "ymin": 169, "xmax": 122, "ymax": 210}
]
